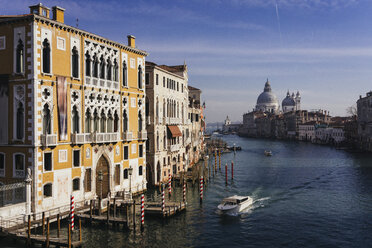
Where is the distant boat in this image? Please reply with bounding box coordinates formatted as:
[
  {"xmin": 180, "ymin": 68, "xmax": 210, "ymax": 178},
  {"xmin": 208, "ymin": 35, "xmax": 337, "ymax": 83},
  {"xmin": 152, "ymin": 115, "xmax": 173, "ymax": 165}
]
[
  {"xmin": 264, "ymin": 150, "xmax": 272, "ymax": 156},
  {"xmin": 218, "ymin": 195, "xmax": 253, "ymax": 214}
]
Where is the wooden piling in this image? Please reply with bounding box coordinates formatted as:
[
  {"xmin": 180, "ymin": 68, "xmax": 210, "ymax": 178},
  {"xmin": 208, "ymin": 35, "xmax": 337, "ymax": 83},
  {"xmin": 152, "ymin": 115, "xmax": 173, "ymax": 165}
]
[
  {"xmin": 79, "ymin": 218, "xmax": 82, "ymax": 242},
  {"xmin": 98, "ymin": 197, "xmax": 102, "ymax": 216},
  {"xmin": 90, "ymin": 200, "xmax": 93, "ymax": 224},
  {"xmin": 225, "ymin": 164, "xmax": 228, "ymax": 185},
  {"xmin": 27, "ymin": 215, "xmax": 31, "ymax": 247},
  {"xmin": 57, "ymin": 214, "xmax": 60, "ymax": 238},
  {"xmin": 107, "ymin": 200, "xmax": 110, "ymax": 226},
  {"xmin": 42, "ymin": 212, "xmax": 45, "ymax": 235},
  {"xmin": 68, "ymin": 223, "xmax": 71, "ymax": 248},
  {"xmin": 133, "ymin": 200, "xmax": 136, "ymax": 229},
  {"xmin": 231, "ymin": 161, "xmax": 234, "ymax": 180},
  {"xmin": 126, "ymin": 205, "xmax": 129, "ymax": 228},
  {"xmin": 114, "ymin": 198, "xmax": 117, "ymax": 218},
  {"xmin": 46, "ymin": 217, "xmax": 50, "ymax": 248},
  {"xmin": 218, "ymin": 149, "xmax": 221, "ymax": 171}
]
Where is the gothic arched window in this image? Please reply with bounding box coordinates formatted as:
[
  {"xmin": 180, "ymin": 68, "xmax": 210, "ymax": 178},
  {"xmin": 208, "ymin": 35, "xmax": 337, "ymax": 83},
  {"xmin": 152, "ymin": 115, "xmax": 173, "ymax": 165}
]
[
  {"xmin": 72, "ymin": 46, "xmax": 79, "ymax": 78},
  {"xmin": 138, "ymin": 111, "xmax": 143, "ymax": 132},
  {"xmin": 107, "ymin": 59, "xmax": 112, "ymax": 81},
  {"xmin": 93, "ymin": 109, "xmax": 99, "ymax": 132},
  {"xmin": 107, "ymin": 111, "xmax": 113, "ymax": 133},
  {"xmin": 72, "ymin": 105, "xmax": 79, "ymax": 133},
  {"xmin": 16, "ymin": 39, "xmax": 24, "ymax": 73},
  {"xmin": 138, "ymin": 65, "xmax": 143, "ymax": 89},
  {"xmin": 92, "ymin": 54, "xmax": 98, "ymax": 78},
  {"xmin": 16, "ymin": 102, "xmax": 24, "ymax": 139},
  {"xmin": 123, "ymin": 110, "xmax": 128, "ymax": 132},
  {"xmin": 85, "ymin": 109, "xmax": 91, "ymax": 133},
  {"xmin": 85, "ymin": 52, "xmax": 91, "ymax": 76},
  {"xmin": 113, "ymin": 59, "xmax": 118, "ymax": 82},
  {"xmin": 100, "ymin": 56, "xmax": 105, "ymax": 79},
  {"xmin": 42, "ymin": 39, "xmax": 51, "ymax": 73},
  {"xmin": 122, "ymin": 61, "xmax": 127, "ymax": 87},
  {"xmin": 114, "ymin": 111, "xmax": 119, "ymax": 132},
  {"xmin": 42, "ymin": 104, "xmax": 51, "ymax": 135},
  {"xmin": 100, "ymin": 110, "xmax": 106, "ymax": 133}
]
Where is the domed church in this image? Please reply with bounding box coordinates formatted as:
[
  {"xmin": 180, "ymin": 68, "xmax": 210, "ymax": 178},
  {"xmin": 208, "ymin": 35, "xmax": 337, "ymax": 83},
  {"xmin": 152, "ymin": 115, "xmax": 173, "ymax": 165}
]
[
  {"xmin": 282, "ymin": 90, "xmax": 301, "ymax": 113},
  {"xmin": 255, "ymin": 79, "xmax": 280, "ymax": 113}
]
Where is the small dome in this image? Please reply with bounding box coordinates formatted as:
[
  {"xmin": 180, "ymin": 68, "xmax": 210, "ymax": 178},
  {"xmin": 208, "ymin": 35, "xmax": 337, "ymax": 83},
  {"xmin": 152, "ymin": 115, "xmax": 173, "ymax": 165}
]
[{"xmin": 282, "ymin": 91, "xmax": 295, "ymax": 107}]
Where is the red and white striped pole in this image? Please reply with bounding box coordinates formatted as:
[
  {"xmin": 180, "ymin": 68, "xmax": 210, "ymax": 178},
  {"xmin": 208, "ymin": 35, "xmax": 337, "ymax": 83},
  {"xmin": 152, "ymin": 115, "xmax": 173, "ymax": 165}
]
[
  {"xmin": 161, "ymin": 184, "xmax": 165, "ymax": 216},
  {"xmin": 183, "ymin": 181, "xmax": 186, "ymax": 203},
  {"xmin": 70, "ymin": 195, "xmax": 75, "ymax": 231},
  {"xmin": 200, "ymin": 176, "xmax": 203, "ymax": 203},
  {"xmin": 168, "ymin": 174, "xmax": 172, "ymax": 197},
  {"xmin": 141, "ymin": 194, "xmax": 144, "ymax": 230}
]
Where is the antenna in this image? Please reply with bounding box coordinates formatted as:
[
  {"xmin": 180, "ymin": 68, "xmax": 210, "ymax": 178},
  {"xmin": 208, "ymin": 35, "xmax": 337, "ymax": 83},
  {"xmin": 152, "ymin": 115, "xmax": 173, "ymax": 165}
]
[{"xmin": 76, "ymin": 18, "xmax": 79, "ymax": 28}]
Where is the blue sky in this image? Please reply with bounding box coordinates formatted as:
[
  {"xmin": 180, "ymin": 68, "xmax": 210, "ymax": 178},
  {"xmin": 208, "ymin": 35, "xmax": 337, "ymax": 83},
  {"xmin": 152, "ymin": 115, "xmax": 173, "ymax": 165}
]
[{"xmin": 2, "ymin": 0, "xmax": 372, "ymax": 122}]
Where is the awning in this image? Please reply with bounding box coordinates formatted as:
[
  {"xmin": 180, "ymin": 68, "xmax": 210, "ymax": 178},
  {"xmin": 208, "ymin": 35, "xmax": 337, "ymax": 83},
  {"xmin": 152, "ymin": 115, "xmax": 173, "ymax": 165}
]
[{"xmin": 168, "ymin": 125, "xmax": 182, "ymax": 137}]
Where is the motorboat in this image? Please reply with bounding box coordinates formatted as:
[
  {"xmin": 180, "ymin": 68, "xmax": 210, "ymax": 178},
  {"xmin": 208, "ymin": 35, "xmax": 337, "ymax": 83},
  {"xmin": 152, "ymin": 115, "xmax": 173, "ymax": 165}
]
[
  {"xmin": 264, "ymin": 150, "xmax": 272, "ymax": 156},
  {"xmin": 217, "ymin": 195, "xmax": 253, "ymax": 213}
]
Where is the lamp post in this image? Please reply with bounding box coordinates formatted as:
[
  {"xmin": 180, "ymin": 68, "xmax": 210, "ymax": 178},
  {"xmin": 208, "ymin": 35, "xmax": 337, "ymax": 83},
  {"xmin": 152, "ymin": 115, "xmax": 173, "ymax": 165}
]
[{"xmin": 128, "ymin": 166, "xmax": 133, "ymax": 198}]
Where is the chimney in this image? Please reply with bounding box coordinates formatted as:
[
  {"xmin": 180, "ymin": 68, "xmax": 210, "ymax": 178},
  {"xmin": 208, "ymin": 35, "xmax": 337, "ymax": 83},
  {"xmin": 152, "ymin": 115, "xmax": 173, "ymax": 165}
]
[
  {"xmin": 52, "ymin": 6, "xmax": 65, "ymax": 23},
  {"xmin": 29, "ymin": 3, "xmax": 50, "ymax": 18},
  {"xmin": 127, "ymin": 35, "xmax": 136, "ymax": 48}
]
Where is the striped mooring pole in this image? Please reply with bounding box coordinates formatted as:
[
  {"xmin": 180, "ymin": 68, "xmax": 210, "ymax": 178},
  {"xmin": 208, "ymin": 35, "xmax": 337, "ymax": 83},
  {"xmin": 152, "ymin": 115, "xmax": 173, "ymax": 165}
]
[
  {"xmin": 141, "ymin": 194, "xmax": 145, "ymax": 230},
  {"xmin": 200, "ymin": 176, "xmax": 204, "ymax": 203},
  {"xmin": 183, "ymin": 181, "xmax": 186, "ymax": 203},
  {"xmin": 70, "ymin": 195, "xmax": 75, "ymax": 231},
  {"xmin": 161, "ymin": 184, "xmax": 165, "ymax": 216},
  {"xmin": 168, "ymin": 174, "xmax": 172, "ymax": 197},
  {"xmin": 225, "ymin": 163, "xmax": 228, "ymax": 185},
  {"xmin": 231, "ymin": 161, "xmax": 234, "ymax": 180},
  {"xmin": 218, "ymin": 149, "xmax": 221, "ymax": 171}
]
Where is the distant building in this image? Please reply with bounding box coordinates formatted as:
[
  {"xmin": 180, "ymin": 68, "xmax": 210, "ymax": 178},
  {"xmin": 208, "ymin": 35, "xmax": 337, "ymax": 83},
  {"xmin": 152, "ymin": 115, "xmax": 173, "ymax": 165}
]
[
  {"xmin": 357, "ymin": 91, "xmax": 372, "ymax": 151},
  {"xmin": 299, "ymin": 121, "xmax": 316, "ymax": 142},
  {"xmin": 282, "ymin": 91, "xmax": 301, "ymax": 113},
  {"xmin": 255, "ymin": 79, "xmax": 279, "ymax": 113}
]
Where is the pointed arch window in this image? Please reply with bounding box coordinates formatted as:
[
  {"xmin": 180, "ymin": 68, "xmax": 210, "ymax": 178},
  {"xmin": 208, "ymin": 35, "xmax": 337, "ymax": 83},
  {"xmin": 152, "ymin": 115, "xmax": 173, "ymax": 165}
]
[
  {"xmin": 16, "ymin": 102, "xmax": 24, "ymax": 139},
  {"xmin": 107, "ymin": 111, "xmax": 113, "ymax": 133},
  {"xmin": 113, "ymin": 59, "xmax": 118, "ymax": 82},
  {"xmin": 122, "ymin": 61, "xmax": 127, "ymax": 87},
  {"xmin": 100, "ymin": 56, "xmax": 105, "ymax": 79},
  {"xmin": 16, "ymin": 39, "xmax": 24, "ymax": 73},
  {"xmin": 72, "ymin": 105, "xmax": 79, "ymax": 133},
  {"xmin": 138, "ymin": 111, "xmax": 143, "ymax": 132},
  {"xmin": 72, "ymin": 46, "xmax": 79, "ymax": 78},
  {"xmin": 42, "ymin": 104, "xmax": 51, "ymax": 135},
  {"xmin": 100, "ymin": 110, "xmax": 106, "ymax": 133},
  {"xmin": 85, "ymin": 52, "xmax": 91, "ymax": 76},
  {"xmin": 42, "ymin": 39, "xmax": 50, "ymax": 73},
  {"xmin": 123, "ymin": 110, "xmax": 128, "ymax": 132},
  {"xmin": 114, "ymin": 111, "xmax": 119, "ymax": 132},
  {"xmin": 92, "ymin": 54, "xmax": 98, "ymax": 78},
  {"xmin": 138, "ymin": 65, "xmax": 143, "ymax": 89},
  {"xmin": 85, "ymin": 109, "xmax": 91, "ymax": 133},
  {"xmin": 93, "ymin": 109, "xmax": 99, "ymax": 132},
  {"xmin": 156, "ymin": 132, "xmax": 159, "ymax": 151},
  {"xmin": 107, "ymin": 59, "xmax": 112, "ymax": 81}
]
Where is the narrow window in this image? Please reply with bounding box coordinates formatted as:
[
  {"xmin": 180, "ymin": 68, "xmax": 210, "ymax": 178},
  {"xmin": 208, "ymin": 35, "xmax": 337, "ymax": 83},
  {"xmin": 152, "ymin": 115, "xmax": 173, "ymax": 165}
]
[
  {"xmin": 42, "ymin": 39, "xmax": 50, "ymax": 73},
  {"xmin": 93, "ymin": 54, "xmax": 98, "ymax": 78},
  {"xmin": 72, "ymin": 46, "xmax": 79, "ymax": 78},
  {"xmin": 114, "ymin": 112, "xmax": 119, "ymax": 132},
  {"xmin": 139, "ymin": 144, "xmax": 143, "ymax": 157},
  {"xmin": 145, "ymin": 73, "xmax": 149, "ymax": 85},
  {"xmin": 115, "ymin": 164, "xmax": 120, "ymax": 185},
  {"xmin": 42, "ymin": 104, "xmax": 51, "ymax": 135},
  {"xmin": 138, "ymin": 111, "xmax": 143, "ymax": 132},
  {"xmin": 73, "ymin": 150, "xmax": 80, "ymax": 167},
  {"xmin": 107, "ymin": 111, "xmax": 113, "ymax": 133},
  {"xmin": 107, "ymin": 59, "xmax": 112, "ymax": 80},
  {"xmin": 43, "ymin": 183, "xmax": 52, "ymax": 197},
  {"xmin": 72, "ymin": 105, "xmax": 79, "ymax": 133},
  {"xmin": 124, "ymin": 146, "xmax": 129, "ymax": 160},
  {"xmin": 163, "ymin": 77, "xmax": 165, "ymax": 87},
  {"xmin": 16, "ymin": 102, "xmax": 24, "ymax": 139},
  {"xmin": 156, "ymin": 74, "xmax": 159, "ymax": 85},
  {"xmin": 93, "ymin": 109, "xmax": 99, "ymax": 132},
  {"xmin": 85, "ymin": 168, "xmax": 92, "ymax": 192},
  {"xmin": 139, "ymin": 165, "xmax": 143, "ymax": 176},
  {"xmin": 85, "ymin": 52, "xmax": 91, "ymax": 76},
  {"xmin": 85, "ymin": 109, "xmax": 91, "ymax": 133},
  {"xmin": 44, "ymin": 152, "xmax": 52, "ymax": 171},
  {"xmin": 72, "ymin": 178, "xmax": 80, "ymax": 191},
  {"xmin": 100, "ymin": 110, "xmax": 106, "ymax": 133},
  {"xmin": 123, "ymin": 110, "xmax": 128, "ymax": 132},
  {"xmin": 123, "ymin": 169, "xmax": 128, "ymax": 179},
  {"xmin": 16, "ymin": 39, "xmax": 24, "ymax": 73},
  {"xmin": 113, "ymin": 59, "xmax": 118, "ymax": 81},
  {"xmin": 122, "ymin": 61, "xmax": 127, "ymax": 86},
  {"xmin": 14, "ymin": 154, "xmax": 24, "ymax": 177},
  {"xmin": 0, "ymin": 153, "xmax": 4, "ymax": 175},
  {"xmin": 100, "ymin": 56, "xmax": 105, "ymax": 79},
  {"xmin": 138, "ymin": 65, "xmax": 143, "ymax": 89}
]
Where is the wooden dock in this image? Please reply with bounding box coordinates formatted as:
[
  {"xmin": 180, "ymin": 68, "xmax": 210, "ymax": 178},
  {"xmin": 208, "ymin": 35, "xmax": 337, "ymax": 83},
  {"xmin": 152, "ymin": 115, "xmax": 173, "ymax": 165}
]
[
  {"xmin": 78, "ymin": 213, "xmax": 128, "ymax": 227},
  {"xmin": 145, "ymin": 202, "xmax": 186, "ymax": 217},
  {"xmin": 8, "ymin": 232, "xmax": 82, "ymax": 247}
]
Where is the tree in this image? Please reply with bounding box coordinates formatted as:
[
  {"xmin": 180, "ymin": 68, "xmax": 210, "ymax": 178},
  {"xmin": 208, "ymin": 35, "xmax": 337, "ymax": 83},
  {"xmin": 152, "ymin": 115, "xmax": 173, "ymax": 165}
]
[{"xmin": 346, "ymin": 104, "xmax": 357, "ymax": 117}]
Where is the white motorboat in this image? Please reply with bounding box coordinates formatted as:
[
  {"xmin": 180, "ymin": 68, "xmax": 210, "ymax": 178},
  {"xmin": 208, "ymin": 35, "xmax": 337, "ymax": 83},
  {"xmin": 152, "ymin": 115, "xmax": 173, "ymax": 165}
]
[
  {"xmin": 264, "ymin": 150, "xmax": 272, "ymax": 156},
  {"xmin": 217, "ymin": 195, "xmax": 253, "ymax": 214}
]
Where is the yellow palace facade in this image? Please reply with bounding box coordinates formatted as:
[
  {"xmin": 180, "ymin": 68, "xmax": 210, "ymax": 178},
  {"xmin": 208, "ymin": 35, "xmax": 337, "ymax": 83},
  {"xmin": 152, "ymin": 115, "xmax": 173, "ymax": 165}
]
[{"xmin": 0, "ymin": 4, "xmax": 148, "ymax": 213}]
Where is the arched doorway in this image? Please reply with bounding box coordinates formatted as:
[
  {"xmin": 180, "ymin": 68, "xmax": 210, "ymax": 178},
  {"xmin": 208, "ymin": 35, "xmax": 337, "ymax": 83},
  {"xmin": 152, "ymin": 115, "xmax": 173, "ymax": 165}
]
[
  {"xmin": 146, "ymin": 162, "xmax": 153, "ymax": 186},
  {"xmin": 96, "ymin": 156, "xmax": 110, "ymax": 199}
]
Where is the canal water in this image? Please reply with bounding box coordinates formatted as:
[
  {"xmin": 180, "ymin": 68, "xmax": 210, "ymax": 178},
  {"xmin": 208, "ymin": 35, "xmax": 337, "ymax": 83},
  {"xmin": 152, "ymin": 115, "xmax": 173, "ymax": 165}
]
[{"xmin": 6, "ymin": 135, "xmax": 372, "ymax": 247}]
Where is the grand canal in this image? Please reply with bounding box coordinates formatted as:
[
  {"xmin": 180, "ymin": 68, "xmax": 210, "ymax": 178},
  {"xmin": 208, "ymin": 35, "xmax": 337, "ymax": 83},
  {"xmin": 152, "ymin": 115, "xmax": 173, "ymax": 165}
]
[
  {"xmin": 6, "ymin": 135, "xmax": 372, "ymax": 247},
  {"xmin": 81, "ymin": 135, "xmax": 372, "ymax": 248}
]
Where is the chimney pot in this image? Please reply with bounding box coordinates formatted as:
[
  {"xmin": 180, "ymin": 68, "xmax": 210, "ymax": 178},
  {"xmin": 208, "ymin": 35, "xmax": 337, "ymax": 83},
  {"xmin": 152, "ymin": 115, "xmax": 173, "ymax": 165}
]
[{"xmin": 127, "ymin": 35, "xmax": 136, "ymax": 48}]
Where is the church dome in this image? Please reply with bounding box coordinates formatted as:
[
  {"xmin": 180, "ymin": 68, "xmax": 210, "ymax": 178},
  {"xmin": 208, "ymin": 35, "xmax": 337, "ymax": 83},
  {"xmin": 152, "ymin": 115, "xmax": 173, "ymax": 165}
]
[
  {"xmin": 282, "ymin": 91, "xmax": 296, "ymax": 107},
  {"xmin": 255, "ymin": 79, "xmax": 279, "ymax": 112}
]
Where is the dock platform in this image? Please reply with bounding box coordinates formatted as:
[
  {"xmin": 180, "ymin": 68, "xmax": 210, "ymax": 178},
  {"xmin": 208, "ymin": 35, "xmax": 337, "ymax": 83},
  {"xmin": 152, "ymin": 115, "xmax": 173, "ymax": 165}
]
[{"xmin": 145, "ymin": 202, "xmax": 186, "ymax": 217}]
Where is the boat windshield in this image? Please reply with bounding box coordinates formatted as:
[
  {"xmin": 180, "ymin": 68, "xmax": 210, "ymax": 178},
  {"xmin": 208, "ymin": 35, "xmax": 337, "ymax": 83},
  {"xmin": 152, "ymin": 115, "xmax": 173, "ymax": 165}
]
[{"xmin": 223, "ymin": 201, "xmax": 236, "ymax": 206}]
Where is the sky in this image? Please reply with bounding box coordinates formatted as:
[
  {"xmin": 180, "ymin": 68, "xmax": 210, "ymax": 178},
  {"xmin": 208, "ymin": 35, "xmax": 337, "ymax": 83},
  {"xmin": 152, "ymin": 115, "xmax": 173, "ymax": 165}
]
[{"xmin": 2, "ymin": 0, "xmax": 372, "ymax": 122}]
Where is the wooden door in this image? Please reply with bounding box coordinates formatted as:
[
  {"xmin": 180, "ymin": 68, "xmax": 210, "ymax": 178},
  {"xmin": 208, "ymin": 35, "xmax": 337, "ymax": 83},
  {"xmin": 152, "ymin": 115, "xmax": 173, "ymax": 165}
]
[{"xmin": 96, "ymin": 156, "xmax": 109, "ymax": 198}]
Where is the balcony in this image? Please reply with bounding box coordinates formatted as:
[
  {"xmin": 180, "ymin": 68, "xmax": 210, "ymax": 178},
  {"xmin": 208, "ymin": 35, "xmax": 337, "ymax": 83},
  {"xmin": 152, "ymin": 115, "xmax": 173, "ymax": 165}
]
[
  {"xmin": 169, "ymin": 144, "xmax": 180, "ymax": 152},
  {"xmin": 122, "ymin": 131, "xmax": 133, "ymax": 141},
  {"xmin": 138, "ymin": 131, "xmax": 147, "ymax": 140},
  {"xmin": 40, "ymin": 134, "xmax": 57, "ymax": 147},
  {"xmin": 71, "ymin": 133, "xmax": 87, "ymax": 145},
  {"xmin": 92, "ymin": 132, "xmax": 120, "ymax": 143},
  {"xmin": 85, "ymin": 76, "xmax": 120, "ymax": 90}
]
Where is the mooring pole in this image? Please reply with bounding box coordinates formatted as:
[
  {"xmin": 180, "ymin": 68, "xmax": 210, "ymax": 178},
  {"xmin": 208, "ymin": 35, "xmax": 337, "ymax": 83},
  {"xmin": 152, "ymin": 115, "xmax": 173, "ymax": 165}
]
[
  {"xmin": 70, "ymin": 195, "xmax": 75, "ymax": 231},
  {"xmin": 133, "ymin": 200, "xmax": 136, "ymax": 230},
  {"xmin": 68, "ymin": 224, "xmax": 71, "ymax": 248},
  {"xmin": 214, "ymin": 149, "xmax": 217, "ymax": 173},
  {"xmin": 225, "ymin": 163, "xmax": 228, "ymax": 185},
  {"xmin": 218, "ymin": 149, "xmax": 221, "ymax": 171},
  {"xmin": 90, "ymin": 200, "xmax": 93, "ymax": 224},
  {"xmin": 42, "ymin": 212, "xmax": 45, "ymax": 235},
  {"xmin": 162, "ymin": 184, "xmax": 165, "ymax": 217},
  {"xmin": 200, "ymin": 176, "xmax": 204, "ymax": 203},
  {"xmin": 141, "ymin": 194, "xmax": 144, "ymax": 231},
  {"xmin": 168, "ymin": 174, "xmax": 172, "ymax": 198},
  {"xmin": 183, "ymin": 180, "xmax": 186, "ymax": 203},
  {"xmin": 79, "ymin": 218, "xmax": 82, "ymax": 242},
  {"xmin": 57, "ymin": 214, "xmax": 60, "ymax": 238},
  {"xmin": 231, "ymin": 161, "xmax": 234, "ymax": 180},
  {"xmin": 114, "ymin": 198, "xmax": 117, "ymax": 218},
  {"xmin": 46, "ymin": 217, "xmax": 50, "ymax": 248},
  {"xmin": 107, "ymin": 199, "xmax": 110, "ymax": 226},
  {"xmin": 27, "ymin": 215, "xmax": 31, "ymax": 247}
]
